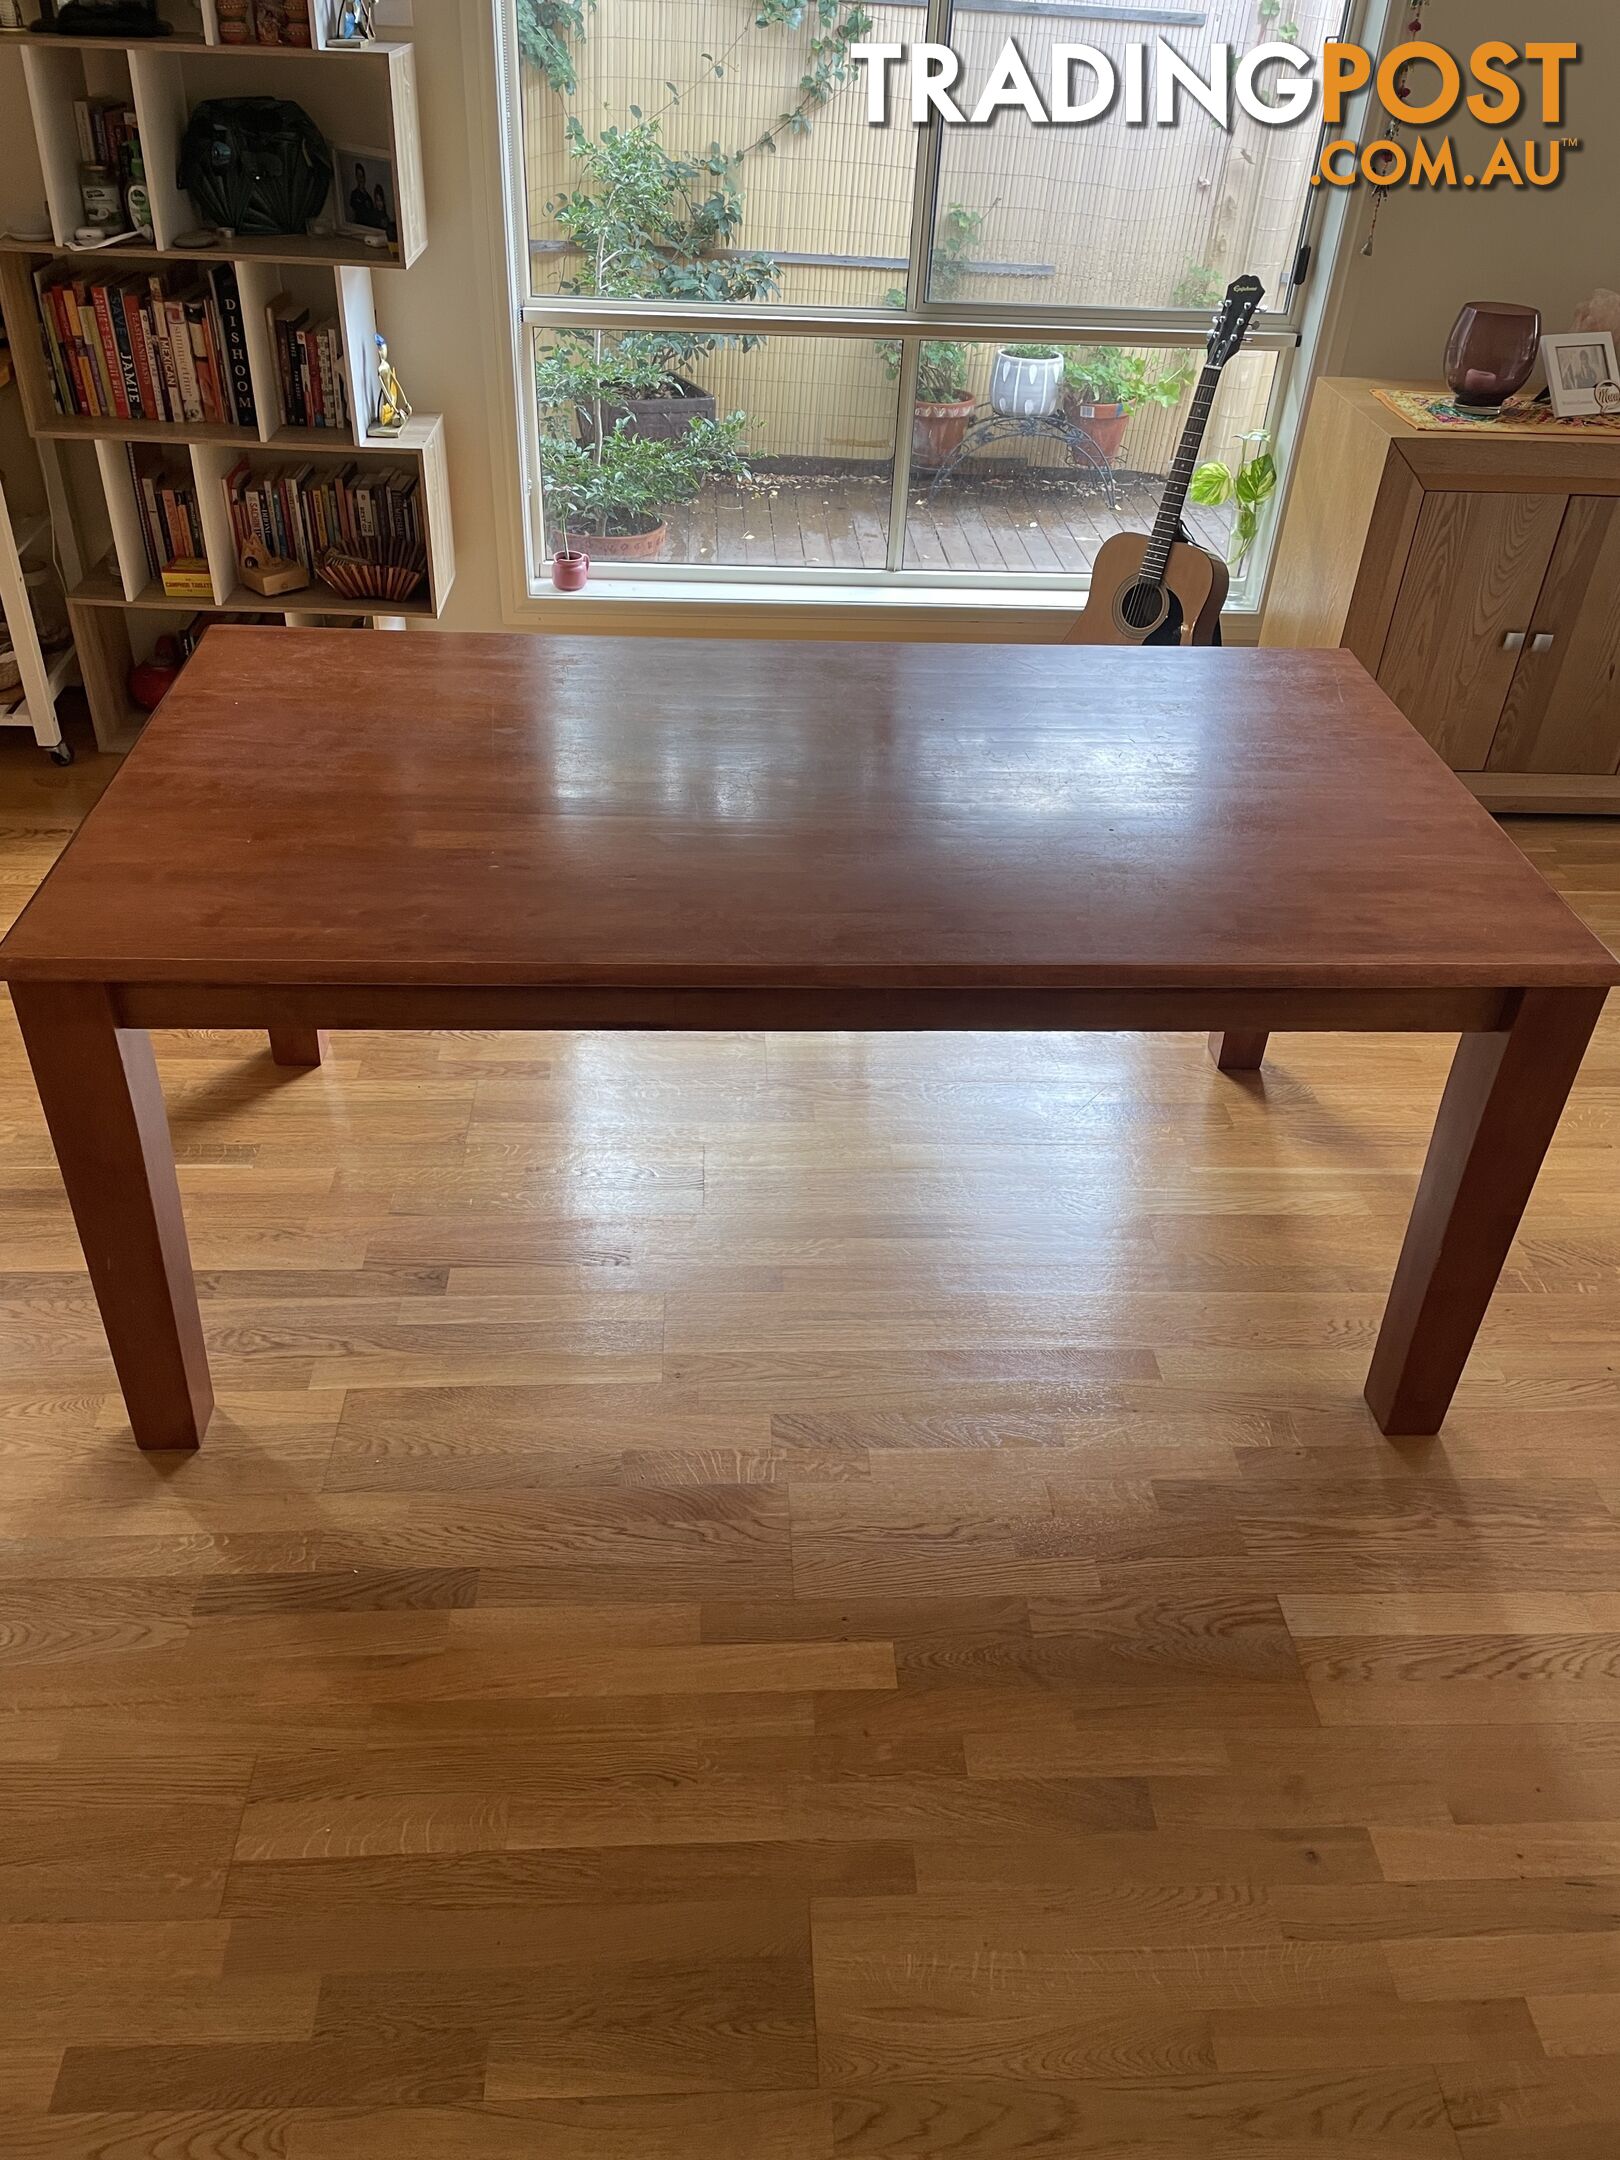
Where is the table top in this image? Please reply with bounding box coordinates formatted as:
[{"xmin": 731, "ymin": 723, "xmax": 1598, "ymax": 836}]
[{"xmin": 3, "ymin": 630, "xmax": 1615, "ymax": 993}]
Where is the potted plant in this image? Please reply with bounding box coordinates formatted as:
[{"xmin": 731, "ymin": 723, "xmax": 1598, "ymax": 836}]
[
  {"xmin": 990, "ymin": 344, "xmax": 1062, "ymax": 418},
  {"xmin": 1061, "ymin": 347, "xmax": 1194, "ymax": 463},
  {"xmin": 879, "ymin": 335, "xmax": 976, "ymax": 468},
  {"xmin": 551, "ymin": 509, "xmax": 589, "ymax": 589},
  {"xmin": 546, "ymin": 120, "xmax": 778, "ymax": 437},
  {"xmin": 878, "ymin": 200, "xmax": 985, "ymax": 469},
  {"xmin": 538, "ymin": 412, "xmax": 749, "ymax": 560},
  {"xmin": 1190, "ymin": 429, "xmax": 1279, "ymax": 570}
]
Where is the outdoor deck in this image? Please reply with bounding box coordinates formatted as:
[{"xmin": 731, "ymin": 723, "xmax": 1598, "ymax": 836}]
[{"xmin": 656, "ymin": 468, "xmax": 1236, "ymax": 577}]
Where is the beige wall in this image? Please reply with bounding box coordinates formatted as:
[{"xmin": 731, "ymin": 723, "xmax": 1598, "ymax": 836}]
[
  {"xmin": 1329, "ymin": 0, "xmax": 1613, "ymax": 380},
  {"xmin": 366, "ymin": 1, "xmax": 508, "ymax": 631}
]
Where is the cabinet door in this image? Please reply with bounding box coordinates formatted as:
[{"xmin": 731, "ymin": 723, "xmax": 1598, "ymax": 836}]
[
  {"xmin": 1488, "ymin": 496, "xmax": 1620, "ymax": 774},
  {"xmin": 1377, "ymin": 491, "xmax": 1567, "ymax": 769}
]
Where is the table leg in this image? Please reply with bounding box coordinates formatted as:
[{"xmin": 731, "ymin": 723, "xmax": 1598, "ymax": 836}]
[
  {"xmin": 268, "ymin": 1027, "xmax": 327, "ymax": 1067},
  {"xmin": 1365, "ymin": 987, "xmax": 1606, "ymax": 1437},
  {"xmin": 11, "ymin": 982, "xmax": 212, "ymax": 1451},
  {"xmin": 1209, "ymin": 1031, "xmax": 1269, "ymax": 1072}
]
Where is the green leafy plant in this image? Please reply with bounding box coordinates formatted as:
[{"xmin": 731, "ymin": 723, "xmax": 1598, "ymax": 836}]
[
  {"xmin": 514, "ymin": 0, "xmax": 594, "ymax": 96},
  {"xmin": 536, "ymin": 122, "xmax": 774, "ymax": 539},
  {"xmin": 879, "ymin": 202, "xmax": 984, "ymax": 407},
  {"xmin": 548, "ymin": 119, "xmax": 779, "ymax": 325},
  {"xmin": 742, "ymin": 0, "xmax": 876, "ymax": 159},
  {"xmin": 1000, "ymin": 343, "xmax": 1060, "ymax": 360},
  {"xmin": 1190, "ymin": 428, "xmax": 1278, "ymax": 568},
  {"xmin": 1171, "ymin": 261, "xmax": 1224, "ymax": 310},
  {"xmin": 539, "ymin": 414, "xmax": 750, "ymax": 540},
  {"xmin": 1063, "ymin": 347, "xmax": 1194, "ymax": 412}
]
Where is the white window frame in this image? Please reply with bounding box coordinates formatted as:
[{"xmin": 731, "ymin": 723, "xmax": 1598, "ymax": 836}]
[{"xmin": 488, "ymin": 0, "xmax": 1397, "ymax": 611}]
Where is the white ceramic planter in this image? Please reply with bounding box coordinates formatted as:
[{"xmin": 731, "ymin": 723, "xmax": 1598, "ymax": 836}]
[{"xmin": 990, "ymin": 349, "xmax": 1063, "ymax": 418}]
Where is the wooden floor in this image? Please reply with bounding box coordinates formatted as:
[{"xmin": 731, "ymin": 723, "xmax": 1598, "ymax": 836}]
[
  {"xmin": 1, "ymin": 716, "xmax": 1619, "ymax": 2157},
  {"xmin": 659, "ymin": 470, "xmax": 1234, "ymax": 573}
]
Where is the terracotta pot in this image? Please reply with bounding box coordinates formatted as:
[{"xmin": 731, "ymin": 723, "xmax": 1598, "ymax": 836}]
[
  {"xmin": 1066, "ymin": 400, "xmax": 1130, "ymax": 464},
  {"xmin": 1445, "ymin": 300, "xmax": 1542, "ymax": 410},
  {"xmin": 584, "ymin": 519, "xmax": 669, "ymax": 563},
  {"xmin": 911, "ymin": 396, "xmax": 976, "ymax": 469},
  {"xmin": 551, "ymin": 549, "xmax": 589, "ymax": 591}
]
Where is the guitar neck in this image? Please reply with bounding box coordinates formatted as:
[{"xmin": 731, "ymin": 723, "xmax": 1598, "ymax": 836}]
[{"xmin": 1142, "ymin": 362, "xmax": 1224, "ymax": 585}]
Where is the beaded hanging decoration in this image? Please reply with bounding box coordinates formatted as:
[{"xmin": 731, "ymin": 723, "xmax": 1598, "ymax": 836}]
[{"xmin": 1362, "ymin": 3, "xmax": 1431, "ymax": 257}]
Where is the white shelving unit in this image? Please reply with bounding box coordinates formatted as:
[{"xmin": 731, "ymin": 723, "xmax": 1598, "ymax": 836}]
[
  {"xmin": 0, "ymin": 5, "xmax": 447, "ymax": 753},
  {"xmin": 1, "ymin": 439, "xmax": 79, "ymax": 761}
]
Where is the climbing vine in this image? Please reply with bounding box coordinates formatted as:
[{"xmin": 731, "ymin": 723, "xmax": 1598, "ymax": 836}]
[{"xmin": 517, "ymin": 0, "xmax": 873, "ymax": 168}]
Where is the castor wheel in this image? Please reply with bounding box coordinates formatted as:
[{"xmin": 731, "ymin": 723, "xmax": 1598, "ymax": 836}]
[{"xmin": 48, "ymin": 742, "xmax": 75, "ymax": 766}]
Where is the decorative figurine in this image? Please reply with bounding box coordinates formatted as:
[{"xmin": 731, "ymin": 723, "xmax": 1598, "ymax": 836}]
[
  {"xmin": 333, "ymin": 0, "xmax": 374, "ymax": 44},
  {"xmin": 374, "ymin": 332, "xmax": 411, "ymax": 434}
]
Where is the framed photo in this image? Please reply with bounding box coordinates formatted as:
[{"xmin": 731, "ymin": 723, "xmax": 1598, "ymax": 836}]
[
  {"xmin": 335, "ymin": 146, "xmax": 399, "ymax": 248},
  {"xmin": 1540, "ymin": 331, "xmax": 1620, "ymax": 418}
]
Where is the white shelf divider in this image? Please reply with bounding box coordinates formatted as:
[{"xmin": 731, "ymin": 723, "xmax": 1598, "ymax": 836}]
[
  {"xmin": 20, "ymin": 44, "xmax": 88, "ymax": 249},
  {"xmin": 94, "ymin": 437, "xmax": 154, "ymax": 600},
  {"xmin": 128, "ymin": 49, "xmax": 193, "ymax": 253},
  {"xmin": 334, "ymin": 262, "xmax": 378, "ymax": 441},
  {"xmin": 189, "ymin": 440, "xmax": 242, "ymax": 603}
]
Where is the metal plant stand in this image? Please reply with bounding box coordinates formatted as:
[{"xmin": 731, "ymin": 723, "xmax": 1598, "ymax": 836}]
[{"xmin": 924, "ymin": 410, "xmax": 1120, "ymax": 512}]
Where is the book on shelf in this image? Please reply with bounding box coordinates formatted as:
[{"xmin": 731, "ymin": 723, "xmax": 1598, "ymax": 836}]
[
  {"xmin": 126, "ymin": 444, "xmax": 203, "ymax": 583},
  {"xmin": 266, "ymin": 294, "xmax": 351, "ymax": 433},
  {"xmin": 74, "ymin": 99, "xmax": 141, "ymax": 183},
  {"xmin": 35, "ymin": 265, "xmax": 254, "ymax": 429},
  {"xmin": 222, "ymin": 458, "xmax": 423, "ymax": 579}
]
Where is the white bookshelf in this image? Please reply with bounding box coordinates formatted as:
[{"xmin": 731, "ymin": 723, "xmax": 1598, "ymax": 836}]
[{"xmin": 0, "ymin": 9, "xmax": 447, "ymax": 752}]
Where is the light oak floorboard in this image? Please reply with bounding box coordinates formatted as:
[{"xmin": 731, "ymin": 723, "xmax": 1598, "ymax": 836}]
[{"xmin": 0, "ymin": 745, "xmax": 1617, "ymax": 2152}]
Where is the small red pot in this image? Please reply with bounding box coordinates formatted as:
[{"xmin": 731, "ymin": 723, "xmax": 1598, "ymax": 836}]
[{"xmin": 551, "ymin": 549, "xmax": 590, "ymax": 591}]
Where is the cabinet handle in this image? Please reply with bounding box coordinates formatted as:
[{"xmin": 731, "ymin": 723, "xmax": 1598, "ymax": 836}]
[
  {"xmin": 1502, "ymin": 631, "xmax": 1527, "ymax": 651},
  {"xmin": 1530, "ymin": 632, "xmax": 1556, "ymax": 654}
]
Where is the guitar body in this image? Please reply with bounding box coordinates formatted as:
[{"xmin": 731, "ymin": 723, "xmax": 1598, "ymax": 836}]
[{"xmin": 1064, "ymin": 532, "xmax": 1230, "ymax": 648}]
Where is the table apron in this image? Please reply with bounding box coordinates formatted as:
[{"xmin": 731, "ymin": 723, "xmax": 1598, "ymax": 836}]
[{"xmin": 109, "ymin": 982, "xmax": 1519, "ymax": 1036}]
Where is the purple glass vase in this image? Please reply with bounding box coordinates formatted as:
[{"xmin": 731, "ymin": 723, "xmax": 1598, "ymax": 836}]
[{"xmin": 1444, "ymin": 302, "xmax": 1542, "ymax": 412}]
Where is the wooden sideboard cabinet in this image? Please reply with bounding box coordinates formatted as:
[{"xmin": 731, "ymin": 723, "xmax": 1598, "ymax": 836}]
[{"xmin": 1263, "ymin": 379, "xmax": 1620, "ymax": 814}]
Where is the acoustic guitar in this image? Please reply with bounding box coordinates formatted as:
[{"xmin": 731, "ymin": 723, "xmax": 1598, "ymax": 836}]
[{"xmin": 1064, "ymin": 274, "xmax": 1266, "ymax": 648}]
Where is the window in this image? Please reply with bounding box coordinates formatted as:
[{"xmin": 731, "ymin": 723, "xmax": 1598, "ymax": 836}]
[{"xmin": 498, "ymin": 0, "xmax": 1369, "ymax": 599}]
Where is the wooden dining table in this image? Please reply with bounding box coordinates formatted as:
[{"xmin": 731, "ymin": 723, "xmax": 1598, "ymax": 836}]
[{"xmin": 1, "ymin": 629, "xmax": 1614, "ymax": 1452}]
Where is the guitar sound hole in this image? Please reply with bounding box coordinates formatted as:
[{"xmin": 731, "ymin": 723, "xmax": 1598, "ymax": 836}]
[{"xmin": 1120, "ymin": 582, "xmax": 1169, "ymax": 633}]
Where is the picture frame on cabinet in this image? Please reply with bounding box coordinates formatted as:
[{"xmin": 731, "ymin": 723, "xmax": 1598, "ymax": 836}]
[{"xmin": 1540, "ymin": 331, "xmax": 1620, "ymax": 419}]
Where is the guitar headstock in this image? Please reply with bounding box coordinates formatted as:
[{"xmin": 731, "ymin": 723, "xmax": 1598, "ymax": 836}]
[{"xmin": 1207, "ymin": 275, "xmax": 1265, "ymax": 366}]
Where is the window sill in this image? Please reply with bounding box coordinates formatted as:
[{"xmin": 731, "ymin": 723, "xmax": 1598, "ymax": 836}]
[{"xmin": 515, "ymin": 574, "xmax": 1260, "ymax": 640}]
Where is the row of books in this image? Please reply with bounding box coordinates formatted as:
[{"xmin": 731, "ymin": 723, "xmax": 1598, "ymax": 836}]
[
  {"xmin": 267, "ymin": 295, "xmax": 352, "ymax": 432},
  {"xmin": 222, "ymin": 458, "xmax": 423, "ymax": 574},
  {"xmin": 36, "ymin": 264, "xmax": 257, "ymax": 429},
  {"xmin": 127, "ymin": 447, "xmax": 202, "ymax": 575},
  {"xmin": 73, "ymin": 97, "xmax": 140, "ymax": 179}
]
